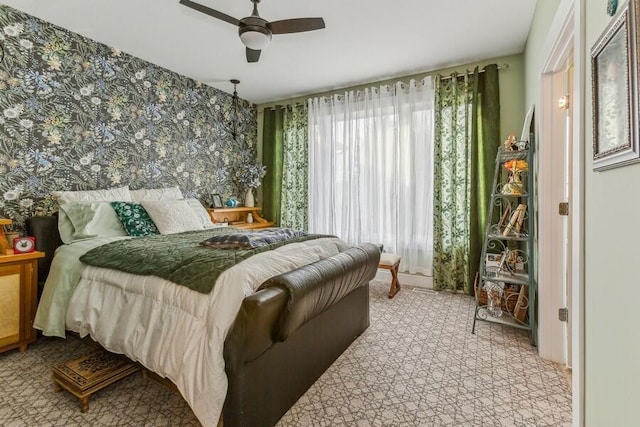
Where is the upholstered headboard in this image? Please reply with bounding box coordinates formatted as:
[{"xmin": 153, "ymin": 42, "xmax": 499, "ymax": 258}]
[{"xmin": 25, "ymin": 215, "xmax": 62, "ymax": 293}]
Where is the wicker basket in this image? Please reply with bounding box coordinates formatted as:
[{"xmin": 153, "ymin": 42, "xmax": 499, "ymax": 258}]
[{"xmin": 474, "ymin": 273, "xmax": 520, "ymax": 314}]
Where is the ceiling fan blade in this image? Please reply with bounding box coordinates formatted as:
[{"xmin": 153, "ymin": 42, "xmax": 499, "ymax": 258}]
[
  {"xmin": 270, "ymin": 17, "xmax": 325, "ymax": 34},
  {"xmin": 179, "ymin": 0, "xmax": 240, "ymax": 26},
  {"xmin": 246, "ymin": 47, "xmax": 261, "ymax": 63}
]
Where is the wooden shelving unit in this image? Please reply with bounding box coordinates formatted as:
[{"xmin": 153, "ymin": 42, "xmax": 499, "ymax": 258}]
[{"xmin": 206, "ymin": 207, "xmax": 274, "ymax": 230}]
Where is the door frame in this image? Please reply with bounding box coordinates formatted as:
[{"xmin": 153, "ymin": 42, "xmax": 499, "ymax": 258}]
[{"xmin": 537, "ymin": 0, "xmax": 584, "ymax": 426}]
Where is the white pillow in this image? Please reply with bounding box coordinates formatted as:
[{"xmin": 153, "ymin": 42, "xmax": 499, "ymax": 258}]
[
  {"xmin": 53, "ymin": 186, "xmax": 132, "ymax": 204},
  {"xmin": 58, "ymin": 202, "xmax": 127, "ymax": 243},
  {"xmin": 141, "ymin": 200, "xmax": 204, "ymax": 234},
  {"xmin": 130, "ymin": 186, "xmax": 184, "ymax": 202},
  {"xmin": 185, "ymin": 199, "xmax": 214, "ymax": 228}
]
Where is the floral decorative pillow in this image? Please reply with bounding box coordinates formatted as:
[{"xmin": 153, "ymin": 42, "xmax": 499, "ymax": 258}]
[{"xmin": 110, "ymin": 202, "xmax": 159, "ymax": 237}]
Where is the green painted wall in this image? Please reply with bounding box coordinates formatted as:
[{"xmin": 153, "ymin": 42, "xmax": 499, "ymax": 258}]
[
  {"xmin": 524, "ymin": 0, "xmax": 640, "ymax": 425},
  {"xmin": 523, "ymin": 0, "xmax": 561, "ymax": 107},
  {"xmin": 583, "ymin": 0, "xmax": 640, "ymax": 425}
]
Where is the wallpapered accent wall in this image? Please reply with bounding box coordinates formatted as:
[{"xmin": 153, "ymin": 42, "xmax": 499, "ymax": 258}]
[{"xmin": 0, "ymin": 5, "xmax": 257, "ymax": 230}]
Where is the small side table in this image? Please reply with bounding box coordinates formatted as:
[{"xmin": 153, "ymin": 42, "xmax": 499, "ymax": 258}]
[
  {"xmin": 206, "ymin": 207, "xmax": 274, "ymax": 229},
  {"xmin": 0, "ymin": 251, "xmax": 45, "ymax": 353},
  {"xmin": 379, "ymin": 253, "xmax": 401, "ymax": 299},
  {"xmin": 52, "ymin": 350, "xmax": 140, "ymax": 412}
]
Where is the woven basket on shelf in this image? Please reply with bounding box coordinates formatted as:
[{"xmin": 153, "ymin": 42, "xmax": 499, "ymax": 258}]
[{"xmin": 473, "ymin": 273, "xmax": 520, "ymax": 314}]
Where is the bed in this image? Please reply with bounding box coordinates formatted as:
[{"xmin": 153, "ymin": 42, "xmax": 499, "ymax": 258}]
[{"xmin": 27, "ymin": 187, "xmax": 380, "ymax": 427}]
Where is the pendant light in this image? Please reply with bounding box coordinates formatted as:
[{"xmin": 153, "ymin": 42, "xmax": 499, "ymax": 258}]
[{"xmin": 230, "ymin": 79, "xmax": 240, "ymax": 141}]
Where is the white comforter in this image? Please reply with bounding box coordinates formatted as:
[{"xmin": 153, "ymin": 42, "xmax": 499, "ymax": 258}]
[{"xmin": 38, "ymin": 236, "xmax": 348, "ymax": 427}]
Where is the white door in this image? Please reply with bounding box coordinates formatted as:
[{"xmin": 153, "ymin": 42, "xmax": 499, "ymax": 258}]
[
  {"xmin": 538, "ymin": 1, "xmax": 585, "ymax": 424},
  {"xmin": 538, "ymin": 60, "xmax": 573, "ymax": 365},
  {"xmin": 563, "ymin": 64, "xmax": 574, "ymax": 366}
]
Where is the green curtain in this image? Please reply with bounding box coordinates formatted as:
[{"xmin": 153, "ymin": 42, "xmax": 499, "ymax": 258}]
[
  {"xmin": 470, "ymin": 65, "xmax": 501, "ymax": 294},
  {"xmin": 280, "ymin": 104, "xmax": 309, "ymax": 230},
  {"xmin": 432, "ymin": 65, "xmax": 500, "ymax": 294},
  {"xmin": 262, "ymin": 104, "xmax": 310, "ymax": 229},
  {"xmin": 262, "ymin": 107, "xmax": 284, "ymax": 226}
]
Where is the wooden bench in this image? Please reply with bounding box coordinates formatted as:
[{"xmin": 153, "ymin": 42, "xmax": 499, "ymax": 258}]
[
  {"xmin": 52, "ymin": 349, "xmax": 140, "ymax": 412},
  {"xmin": 379, "ymin": 253, "xmax": 401, "ymax": 298}
]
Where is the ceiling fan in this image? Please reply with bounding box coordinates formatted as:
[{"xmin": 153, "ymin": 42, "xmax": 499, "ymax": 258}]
[{"xmin": 179, "ymin": 0, "xmax": 326, "ymax": 63}]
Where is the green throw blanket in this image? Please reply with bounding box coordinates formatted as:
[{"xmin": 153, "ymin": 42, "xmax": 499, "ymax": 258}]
[{"xmin": 79, "ymin": 228, "xmax": 326, "ymax": 294}]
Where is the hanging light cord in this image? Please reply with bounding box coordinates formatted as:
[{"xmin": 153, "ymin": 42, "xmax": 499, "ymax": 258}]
[{"xmin": 230, "ymin": 79, "xmax": 240, "ymax": 140}]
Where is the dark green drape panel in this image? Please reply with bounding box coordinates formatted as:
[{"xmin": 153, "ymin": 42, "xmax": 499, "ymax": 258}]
[
  {"xmin": 262, "ymin": 107, "xmax": 284, "ymax": 226},
  {"xmin": 433, "ymin": 64, "xmax": 500, "ymax": 295},
  {"xmin": 468, "ymin": 64, "xmax": 501, "ymax": 294}
]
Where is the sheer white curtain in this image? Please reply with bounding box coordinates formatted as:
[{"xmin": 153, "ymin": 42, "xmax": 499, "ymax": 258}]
[{"xmin": 308, "ymin": 78, "xmax": 435, "ymax": 275}]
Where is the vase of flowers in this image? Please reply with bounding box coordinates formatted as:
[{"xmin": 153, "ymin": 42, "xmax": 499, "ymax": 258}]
[
  {"xmin": 245, "ymin": 189, "xmax": 255, "ymax": 207},
  {"xmin": 240, "ymin": 163, "xmax": 266, "ymax": 207}
]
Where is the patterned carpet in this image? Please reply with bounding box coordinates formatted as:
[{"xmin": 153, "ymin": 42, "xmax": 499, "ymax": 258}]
[{"xmin": 0, "ymin": 282, "xmax": 572, "ymax": 426}]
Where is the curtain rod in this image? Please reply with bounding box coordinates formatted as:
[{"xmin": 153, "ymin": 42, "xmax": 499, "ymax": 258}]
[
  {"xmin": 437, "ymin": 63, "xmax": 508, "ymax": 81},
  {"xmin": 264, "ymin": 63, "xmax": 509, "ymax": 110},
  {"xmin": 266, "ymin": 102, "xmax": 306, "ymax": 111}
]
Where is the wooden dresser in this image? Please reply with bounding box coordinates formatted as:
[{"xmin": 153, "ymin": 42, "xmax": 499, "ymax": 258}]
[
  {"xmin": 207, "ymin": 207, "xmax": 274, "ymax": 230},
  {"xmin": 0, "ymin": 251, "xmax": 45, "ymax": 353}
]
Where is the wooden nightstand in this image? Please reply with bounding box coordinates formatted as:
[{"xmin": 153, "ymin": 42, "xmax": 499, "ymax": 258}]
[
  {"xmin": 0, "ymin": 251, "xmax": 45, "ymax": 353},
  {"xmin": 207, "ymin": 207, "xmax": 275, "ymax": 230}
]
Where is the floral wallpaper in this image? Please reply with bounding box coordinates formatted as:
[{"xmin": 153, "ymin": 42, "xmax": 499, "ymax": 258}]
[{"xmin": 0, "ymin": 5, "xmax": 257, "ymax": 231}]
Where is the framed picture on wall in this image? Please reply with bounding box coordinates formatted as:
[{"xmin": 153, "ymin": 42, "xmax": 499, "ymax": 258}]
[{"xmin": 591, "ymin": 0, "xmax": 640, "ymax": 170}]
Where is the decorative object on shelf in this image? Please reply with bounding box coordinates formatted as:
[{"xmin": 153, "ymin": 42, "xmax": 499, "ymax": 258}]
[
  {"xmin": 245, "ymin": 189, "xmax": 255, "ymax": 208},
  {"xmin": 503, "ymin": 133, "xmax": 518, "ymax": 151},
  {"xmin": 5, "ymin": 231, "xmax": 20, "ymax": 248},
  {"xmin": 246, "ymin": 212, "xmax": 254, "ymax": 223},
  {"xmin": 502, "ymin": 204, "xmax": 527, "ymax": 236},
  {"xmin": 239, "ymin": 163, "xmax": 266, "ymax": 207},
  {"xmin": 210, "ymin": 194, "xmax": 224, "ymax": 209},
  {"xmin": 513, "ymin": 285, "xmax": 529, "ymax": 322},
  {"xmin": 13, "ymin": 236, "xmax": 35, "ymax": 254},
  {"xmin": 520, "ymin": 105, "xmax": 535, "ymax": 143},
  {"xmin": 484, "ymin": 282, "xmax": 504, "ymax": 317},
  {"xmin": 225, "ymin": 198, "xmax": 239, "ymax": 208},
  {"xmin": 591, "ymin": 0, "xmax": 640, "ymax": 170},
  {"xmin": 0, "ymin": 218, "xmax": 14, "ymax": 255},
  {"xmin": 501, "ymin": 160, "xmax": 528, "ymax": 195},
  {"xmin": 608, "ymin": 0, "xmax": 618, "ymax": 16}
]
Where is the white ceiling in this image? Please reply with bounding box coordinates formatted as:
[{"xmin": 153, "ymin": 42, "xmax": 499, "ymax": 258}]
[{"xmin": 1, "ymin": 0, "xmax": 537, "ymax": 104}]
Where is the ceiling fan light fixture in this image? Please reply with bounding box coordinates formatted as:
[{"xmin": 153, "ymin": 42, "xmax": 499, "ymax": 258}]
[
  {"xmin": 181, "ymin": 0, "xmax": 326, "ymax": 63},
  {"xmin": 239, "ymin": 27, "xmax": 271, "ymax": 50}
]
